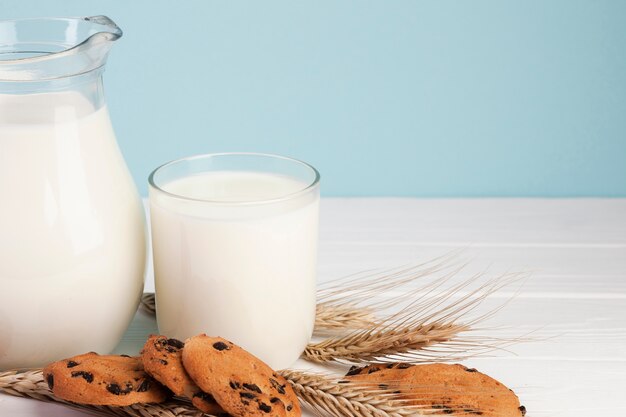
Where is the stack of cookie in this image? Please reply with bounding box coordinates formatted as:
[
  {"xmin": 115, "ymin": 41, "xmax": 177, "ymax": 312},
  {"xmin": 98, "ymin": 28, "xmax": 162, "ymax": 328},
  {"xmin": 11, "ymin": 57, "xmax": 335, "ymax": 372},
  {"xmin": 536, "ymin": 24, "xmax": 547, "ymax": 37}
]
[
  {"xmin": 43, "ymin": 335, "xmax": 526, "ymax": 417},
  {"xmin": 43, "ymin": 334, "xmax": 301, "ymax": 417}
]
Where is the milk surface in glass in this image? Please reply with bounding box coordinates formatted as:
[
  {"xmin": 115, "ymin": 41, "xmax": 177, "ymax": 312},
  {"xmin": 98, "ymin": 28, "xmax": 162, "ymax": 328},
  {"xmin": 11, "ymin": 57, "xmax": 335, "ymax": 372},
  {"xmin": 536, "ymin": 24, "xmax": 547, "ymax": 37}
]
[
  {"xmin": 0, "ymin": 93, "xmax": 146, "ymax": 369},
  {"xmin": 150, "ymin": 171, "xmax": 319, "ymax": 369}
]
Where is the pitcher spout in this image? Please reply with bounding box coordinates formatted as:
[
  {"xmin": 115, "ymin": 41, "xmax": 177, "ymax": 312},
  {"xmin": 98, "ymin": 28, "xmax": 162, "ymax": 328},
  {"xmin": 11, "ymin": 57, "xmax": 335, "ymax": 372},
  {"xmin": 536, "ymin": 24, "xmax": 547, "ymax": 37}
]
[
  {"xmin": 0, "ymin": 15, "xmax": 123, "ymax": 82},
  {"xmin": 84, "ymin": 15, "xmax": 123, "ymax": 42}
]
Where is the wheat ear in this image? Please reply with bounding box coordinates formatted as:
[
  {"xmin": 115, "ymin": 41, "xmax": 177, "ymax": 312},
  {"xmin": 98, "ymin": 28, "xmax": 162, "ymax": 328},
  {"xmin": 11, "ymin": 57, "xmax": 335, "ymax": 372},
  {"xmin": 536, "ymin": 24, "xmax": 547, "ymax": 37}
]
[
  {"xmin": 304, "ymin": 264, "xmax": 526, "ymax": 364},
  {"xmin": 279, "ymin": 369, "xmax": 423, "ymax": 417},
  {"xmin": 0, "ymin": 369, "xmax": 207, "ymax": 417}
]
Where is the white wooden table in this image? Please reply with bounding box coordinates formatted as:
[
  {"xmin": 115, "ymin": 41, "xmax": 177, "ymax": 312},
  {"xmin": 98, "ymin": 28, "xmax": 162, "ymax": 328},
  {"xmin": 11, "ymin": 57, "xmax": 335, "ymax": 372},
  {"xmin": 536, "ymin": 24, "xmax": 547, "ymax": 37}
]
[{"xmin": 2, "ymin": 198, "xmax": 625, "ymax": 416}]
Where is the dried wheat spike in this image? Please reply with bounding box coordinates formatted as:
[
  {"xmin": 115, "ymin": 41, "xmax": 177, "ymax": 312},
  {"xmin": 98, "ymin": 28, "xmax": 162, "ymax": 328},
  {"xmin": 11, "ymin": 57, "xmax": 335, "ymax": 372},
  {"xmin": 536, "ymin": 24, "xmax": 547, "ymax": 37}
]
[
  {"xmin": 280, "ymin": 369, "xmax": 430, "ymax": 417},
  {"xmin": 304, "ymin": 322, "xmax": 472, "ymax": 364},
  {"xmin": 314, "ymin": 304, "xmax": 378, "ymax": 334},
  {"xmin": 305, "ymin": 254, "xmax": 526, "ymax": 364}
]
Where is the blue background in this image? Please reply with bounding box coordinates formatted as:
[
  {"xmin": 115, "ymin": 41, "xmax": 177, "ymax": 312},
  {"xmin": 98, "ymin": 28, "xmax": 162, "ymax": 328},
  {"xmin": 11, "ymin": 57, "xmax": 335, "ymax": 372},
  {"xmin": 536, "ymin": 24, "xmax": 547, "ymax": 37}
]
[{"xmin": 2, "ymin": 1, "xmax": 626, "ymax": 197}]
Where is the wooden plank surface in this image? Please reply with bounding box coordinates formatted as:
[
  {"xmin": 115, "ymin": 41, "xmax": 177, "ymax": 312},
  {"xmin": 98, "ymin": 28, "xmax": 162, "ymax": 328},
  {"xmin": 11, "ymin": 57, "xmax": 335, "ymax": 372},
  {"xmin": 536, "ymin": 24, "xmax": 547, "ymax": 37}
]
[{"xmin": 2, "ymin": 198, "xmax": 624, "ymax": 416}]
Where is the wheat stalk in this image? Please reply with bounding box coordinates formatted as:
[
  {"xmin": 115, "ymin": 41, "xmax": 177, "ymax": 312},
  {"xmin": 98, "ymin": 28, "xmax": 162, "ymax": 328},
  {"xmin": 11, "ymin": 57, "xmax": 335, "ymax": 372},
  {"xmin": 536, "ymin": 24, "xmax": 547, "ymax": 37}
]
[
  {"xmin": 304, "ymin": 264, "xmax": 526, "ymax": 364},
  {"xmin": 280, "ymin": 369, "xmax": 423, "ymax": 417},
  {"xmin": 304, "ymin": 323, "xmax": 470, "ymax": 364},
  {"xmin": 314, "ymin": 304, "xmax": 378, "ymax": 333}
]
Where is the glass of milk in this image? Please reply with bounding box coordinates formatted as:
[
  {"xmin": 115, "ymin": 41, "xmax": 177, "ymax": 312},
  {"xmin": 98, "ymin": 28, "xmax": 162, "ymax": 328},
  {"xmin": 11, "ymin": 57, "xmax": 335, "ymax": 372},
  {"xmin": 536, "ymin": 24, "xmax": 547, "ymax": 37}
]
[{"xmin": 148, "ymin": 153, "xmax": 320, "ymax": 369}]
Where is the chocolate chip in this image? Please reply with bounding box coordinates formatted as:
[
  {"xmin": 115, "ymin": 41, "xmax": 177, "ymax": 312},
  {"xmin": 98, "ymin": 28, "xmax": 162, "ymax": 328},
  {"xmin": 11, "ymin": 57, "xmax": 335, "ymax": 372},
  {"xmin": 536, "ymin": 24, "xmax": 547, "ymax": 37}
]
[
  {"xmin": 464, "ymin": 409, "xmax": 483, "ymax": 415},
  {"xmin": 243, "ymin": 383, "xmax": 262, "ymax": 393},
  {"xmin": 269, "ymin": 378, "xmax": 285, "ymax": 394},
  {"xmin": 396, "ymin": 363, "xmax": 412, "ymax": 369},
  {"xmin": 367, "ymin": 367, "xmax": 381, "ymax": 374},
  {"xmin": 46, "ymin": 374, "xmax": 54, "ymax": 390},
  {"xmin": 230, "ymin": 381, "xmax": 241, "ymax": 389},
  {"xmin": 136, "ymin": 379, "xmax": 151, "ymax": 392},
  {"xmin": 270, "ymin": 397, "xmax": 280, "ymax": 403},
  {"xmin": 240, "ymin": 392, "xmax": 257, "ymax": 400},
  {"xmin": 259, "ymin": 403, "xmax": 272, "ymax": 413},
  {"xmin": 167, "ymin": 338, "xmax": 185, "ymax": 349},
  {"xmin": 433, "ymin": 405, "xmax": 454, "ymax": 414},
  {"xmin": 107, "ymin": 382, "xmax": 133, "ymax": 395},
  {"xmin": 286, "ymin": 405, "xmax": 293, "ymax": 411},
  {"xmin": 379, "ymin": 384, "xmax": 389, "ymax": 390},
  {"xmin": 194, "ymin": 391, "xmax": 217, "ymax": 403},
  {"xmin": 66, "ymin": 361, "xmax": 79, "ymax": 368},
  {"xmin": 213, "ymin": 341, "xmax": 229, "ymax": 351},
  {"xmin": 71, "ymin": 371, "xmax": 94, "ymax": 383},
  {"xmin": 159, "ymin": 359, "xmax": 168, "ymax": 365},
  {"xmin": 519, "ymin": 405, "xmax": 527, "ymax": 416},
  {"xmin": 346, "ymin": 365, "xmax": 362, "ymax": 376},
  {"xmin": 120, "ymin": 354, "xmax": 130, "ymax": 358},
  {"xmin": 156, "ymin": 337, "xmax": 180, "ymax": 353},
  {"xmin": 386, "ymin": 363, "xmax": 394, "ymax": 369},
  {"xmin": 107, "ymin": 383, "xmax": 121, "ymax": 395},
  {"xmin": 465, "ymin": 367, "xmax": 478, "ymax": 372}
]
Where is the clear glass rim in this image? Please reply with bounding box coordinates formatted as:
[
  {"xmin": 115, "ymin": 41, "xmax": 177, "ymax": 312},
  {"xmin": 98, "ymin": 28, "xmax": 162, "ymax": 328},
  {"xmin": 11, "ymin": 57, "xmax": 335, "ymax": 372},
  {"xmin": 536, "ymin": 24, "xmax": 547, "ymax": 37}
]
[
  {"xmin": 148, "ymin": 152, "xmax": 321, "ymax": 206},
  {"xmin": 0, "ymin": 16, "xmax": 122, "ymax": 82},
  {"xmin": 0, "ymin": 16, "xmax": 122, "ymax": 64}
]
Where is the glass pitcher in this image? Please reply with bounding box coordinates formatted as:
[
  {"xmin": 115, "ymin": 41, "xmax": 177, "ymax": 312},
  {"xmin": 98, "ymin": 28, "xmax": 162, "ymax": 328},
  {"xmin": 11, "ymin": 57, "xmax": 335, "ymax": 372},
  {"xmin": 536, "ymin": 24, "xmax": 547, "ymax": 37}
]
[{"xmin": 0, "ymin": 16, "xmax": 146, "ymax": 369}]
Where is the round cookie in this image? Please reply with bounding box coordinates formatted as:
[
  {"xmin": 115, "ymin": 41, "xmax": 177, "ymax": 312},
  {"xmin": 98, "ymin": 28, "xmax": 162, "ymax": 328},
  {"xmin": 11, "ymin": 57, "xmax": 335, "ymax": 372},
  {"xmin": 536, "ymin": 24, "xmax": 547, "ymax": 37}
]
[
  {"xmin": 140, "ymin": 334, "xmax": 225, "ymax": 414},
  {"xmin": 43, "ymin": 353, "xmax": 169, "ymax": 406},
  {"xmin": 345, "ymin": 363, "xmax": 526, "ymax": 417},
  {"xmin": 182, "ymin": 335, "xmax": 301, "ymax": 417}
]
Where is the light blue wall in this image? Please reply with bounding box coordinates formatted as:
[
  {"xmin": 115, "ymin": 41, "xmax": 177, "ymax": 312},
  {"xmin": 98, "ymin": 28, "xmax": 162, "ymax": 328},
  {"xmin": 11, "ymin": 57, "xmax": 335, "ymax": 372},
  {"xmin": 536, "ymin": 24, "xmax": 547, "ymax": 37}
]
[{"xmin": 3, "ymin": 1, "xmax": 625, "ymax": 196}]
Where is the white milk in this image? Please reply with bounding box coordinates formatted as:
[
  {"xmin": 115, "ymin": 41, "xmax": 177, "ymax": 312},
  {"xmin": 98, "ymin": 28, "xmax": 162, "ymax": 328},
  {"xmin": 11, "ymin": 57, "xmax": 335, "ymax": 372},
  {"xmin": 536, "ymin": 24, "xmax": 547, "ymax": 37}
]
[
  {"xmin": 150, "ymin": 172, "xmax": 319, "ymax": 369},
  {"xmin": 0, "ymin": 94, "xmax": 146, "ymax": 369}
]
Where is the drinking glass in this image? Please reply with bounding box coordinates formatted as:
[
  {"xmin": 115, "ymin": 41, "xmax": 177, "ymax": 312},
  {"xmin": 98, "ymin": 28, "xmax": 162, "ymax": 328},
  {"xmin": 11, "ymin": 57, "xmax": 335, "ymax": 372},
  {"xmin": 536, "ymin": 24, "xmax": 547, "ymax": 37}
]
[{"xmin": 148, "ymin": 153, "xmax": 320, "ymax": 369}]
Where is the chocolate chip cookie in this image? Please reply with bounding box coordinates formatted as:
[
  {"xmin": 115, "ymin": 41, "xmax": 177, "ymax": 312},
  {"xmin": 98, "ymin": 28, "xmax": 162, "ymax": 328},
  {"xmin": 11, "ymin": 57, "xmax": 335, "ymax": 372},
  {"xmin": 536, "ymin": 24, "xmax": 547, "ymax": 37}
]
[
  {"xmin": 43, "ymin": 353, "xmax": 169, "ymax": 406},
  {"xmin": 345, "ymin": 363, "xmax": 526, "ymax": 417},
  {"xmin": 140, "ymin": 334, "xmax": 225, "ymax": 414},
  {"xmin": 182, "ymin": 335, "xmax": 301, "ymax": 417}
]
